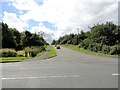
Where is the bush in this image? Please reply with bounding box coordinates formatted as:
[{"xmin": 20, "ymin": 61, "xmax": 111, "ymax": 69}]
[
  {"xmin": 24, "ymin": 47, "xmax": 32, "ymax": 53},
  {"xmin": 102, "ymin": 45, "xmax": 111, "ymax": 54},
  {"xmin": 31, "ymin": 47, "xmax": 45, "ymax": 57},
  {"xmin": 24, "ymin": 46, "xmax": 45, "ymax": 57},
  {"xmin": 0, "ymin": 49, "xmax": 17, "ymax": 57},
  {"xmin": 79, "ymin": 38, "xmax": 93, "ymax": 49},
  {"xmin": 88, "ymin": 43, "xmax": 102, "ymax": 52},
  {"xmin": 110, "ymin": 45, "xmax": 120, "ymax": 55},
  {"xmin": 31, "ymin": 49, "xmax": 39, "ymax": 57},
  {"xmin": 17, "ymin": 50, "xmax": 25, "ymax": 57}
]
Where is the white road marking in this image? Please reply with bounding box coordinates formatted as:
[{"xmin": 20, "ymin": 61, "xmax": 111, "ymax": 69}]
[
  {"xmin": 1, "ymin": 75, "xmax": 80, "ymax": 80},
  {"xmin": 112, "ymin": 73, "xmax": 120, "ymax": 76}
]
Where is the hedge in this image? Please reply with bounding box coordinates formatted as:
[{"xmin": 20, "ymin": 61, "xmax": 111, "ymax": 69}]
[
  {"xmin": 24, "ymin": 46, "xmax": 45, "ymax": 57},
  {"xmin": 17, "ymin": 50, "xmax": 25, "ymax": 57},
  {"xmin": 0, "ymin": 49, "xmax": 17, "ymax": 57}
]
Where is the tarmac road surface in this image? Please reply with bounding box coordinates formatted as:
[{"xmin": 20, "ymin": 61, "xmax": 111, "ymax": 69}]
[{"xmin": 1, "ymin": 46, "xmax": 118, "ymax": 88}]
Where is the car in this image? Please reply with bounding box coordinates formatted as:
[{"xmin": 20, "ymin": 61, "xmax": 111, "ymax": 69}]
[{"xmin": 56, "ymin": 45, "xmax": 60, "ymax": 49}]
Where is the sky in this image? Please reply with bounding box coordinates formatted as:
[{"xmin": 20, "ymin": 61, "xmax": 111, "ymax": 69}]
[{"xmin": 0, "ymin": 0, "xmax": 119, "ymax": 43}]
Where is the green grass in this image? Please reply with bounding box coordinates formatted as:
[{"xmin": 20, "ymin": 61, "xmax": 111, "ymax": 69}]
[
  {"xmin": 63, "ymin": 44, "xmax": 117, "ymax": 57},
  {"xmin": 0, "ymin": 57, "xmax": 29, "ymax": 63},
  {"xmin": 47, "ymin": 45, "xmax": 57, "ymax": 58},
  {"xmin": 36, "ymin": 51, "xmax": 44, "ymax": 57},
  {"xmin": 0, "ymin": 51, "xmax": 45, "ymax": 63}
]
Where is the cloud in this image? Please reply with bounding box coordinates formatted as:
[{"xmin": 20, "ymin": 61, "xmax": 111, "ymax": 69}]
[
  {"xmin": 3, "ymin": 11, "xmax": 28, "ymax": 32},
  {"xmin": 2, "ymin": 0, "xmax": 119, "ymax": 43},
  {"xmin": 30, "ymin": 23, "xmax": 54, "ymax": 43}
]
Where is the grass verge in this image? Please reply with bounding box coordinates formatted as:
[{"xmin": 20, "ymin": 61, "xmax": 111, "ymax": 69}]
[
  {"xmin": 0, "ymin": 57, "xmax": 30, "ymax": 63},
  {"xmin": 46, "ymin": 45, "xmax": 57, "ymax": 58},
  {"xmin": 36, "ymin": 51, "xmax": 44, "ymax": 57},
  {"xmin": 0, "ymin": 51, "xmax": 45, "ymax": 63},
  {"xmin": 63, "ymin": 44, "xmax": 118, "ymax": 57}
]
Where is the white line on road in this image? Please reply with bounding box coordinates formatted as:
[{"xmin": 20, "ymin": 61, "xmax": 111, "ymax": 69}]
[
  {"xmin": 112, "ymin": 73, "xmax": 120, "ymax": 76},
  {"xmin": 1, "ymin": 75, "xmax": 80, "ymax": 80}
]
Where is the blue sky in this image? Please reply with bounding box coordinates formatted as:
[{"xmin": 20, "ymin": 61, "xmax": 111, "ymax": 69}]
[
  {"xmin": 1, "ymin": 1, "xmax": 56, "ymax": 32},
  {"xmin": 0, "ymin": 0, "xmax": 118, "ymax": 43}
]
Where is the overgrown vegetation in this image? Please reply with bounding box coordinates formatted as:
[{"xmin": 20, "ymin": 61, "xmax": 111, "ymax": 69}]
[
  {"xmin": 63, "ymin": 44, "xmax": 118, "ymax": 56},
  {"xmin": 52, "ymin": 21, "xmax": 120, "ymax": 55}
]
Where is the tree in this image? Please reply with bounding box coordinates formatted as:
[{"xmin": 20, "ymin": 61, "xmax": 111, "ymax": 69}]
[
  {"xmin": 2, "ymin": 22, "xmax": 17, "ymax": 48},
  {"xmin": 1, "ymin": 22, "xmax": 48, "ymax": 49},
  {"xmin": 71, "ymin": 35, "xmax": 78, "ymax": 45},
  {"xmin": 54, "ymin": 21, "xmax": 120, "ymax": 55},
  {"xmin": 91, "ymin": 22, "xmax": 117, "ymax": 46},
  {"xmin": 51, "ymin": 40, "xmax": 56, "ymax": 45}
]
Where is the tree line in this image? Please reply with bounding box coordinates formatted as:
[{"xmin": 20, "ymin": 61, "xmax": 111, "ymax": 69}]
[
  {"xmin": 0, "ymin": 22, "xmax": 48, "ymax": 50},
  {"xmin": 52, "ymin": 21, "xmax": 120, "ymax": 55}
]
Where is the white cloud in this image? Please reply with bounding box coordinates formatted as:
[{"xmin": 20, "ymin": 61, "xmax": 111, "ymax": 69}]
[
  {"xmin": 30, "ymin": 23, "xmax": 54, "ymax": 43},
  {"xmin": 3, "ymin": 11, "xmax": 28, "ymax": 32},
  {"xmin": 3, "ymin": 0, "xmax": 119, "ymax": 43},
  {"xmin": 10, "ymin": 0, "xmax": 39, "ymax": 11}
]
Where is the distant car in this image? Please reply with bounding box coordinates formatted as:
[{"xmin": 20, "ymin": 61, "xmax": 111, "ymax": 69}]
[{"xmin": 56, "ymin": 45, "xmax": 60, "ymax": 49}]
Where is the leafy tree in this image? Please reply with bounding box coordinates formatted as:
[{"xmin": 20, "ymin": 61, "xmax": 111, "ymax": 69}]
[
  {"xmin": 2, "ymin": 22, "xmax": 17, "ymax": 48},
  {"xmin": 72, "ymin": 35, "xmax": 78, "ymax": 45},
  {"xmin": 52, "ymin": 21, "xmax": 120, "ymax": 55},
  {"xmin": 1, "ymin": 22, "xmax": 48, "ymax": 50},
  {"xmin": 51, "ymin": 40, "xmax": 56, "ymax": 45},
  {"xmin": 91, "ymin": 22, "xmax": 117, "ymax": 46}
]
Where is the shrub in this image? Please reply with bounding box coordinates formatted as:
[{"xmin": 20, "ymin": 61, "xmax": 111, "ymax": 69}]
[
  {"xmin": 24, "ymin": 47, "xmax": 32, "ymax": 53},
  {"xmin": 17, "ymin": 50, "xmax": 25, "ymax": 57},
  {"xmin": 31, "ymin": 49, "xmax": 39, "ymax": 57},
  {"xmin": 110, "ymin": 45, "xmax": 120, "ymax": 55},
  {"xmin": 88, "ymin": 44, "xmax": 95, "ymax": 51},
  {"xmin": 79, "ymin": 38, "xmax": 93, "ymax": 49},
  {"xmin": 24, "ymin": 46, "xmax": 45, "ymax": 57},
  {"xmin": 0, "ymin": 49, "xmax": 17, "ymax": 57},
  {"xmin": 102, "ymin": 45, "xmax": 111, "ymax": 54},
  {"xmin": 88, "ymin": 43, "xmax": 102, "ymax": 52}
]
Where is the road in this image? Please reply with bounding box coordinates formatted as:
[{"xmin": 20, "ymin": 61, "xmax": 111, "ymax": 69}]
[{"xmin": 1, "ymin": 46, "xmax": 118, "ymax": 88}]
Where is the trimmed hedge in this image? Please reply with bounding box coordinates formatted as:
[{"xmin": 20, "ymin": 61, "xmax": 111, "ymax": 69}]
[
  {"xmin": 0, "ymin": 49, "xmax": 17, "ymax": 57},
  {"xmin": 24, "ymin": 46, "xmax": 45, "ymax": 57},
  {"xmin": 17, "ymin": 50, "xmax": 25, "ymax": 57}
]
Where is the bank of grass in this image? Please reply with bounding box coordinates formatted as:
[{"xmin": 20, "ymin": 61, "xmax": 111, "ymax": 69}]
[
  {"xmin": 63, "ymin": 44, "xmax": 117, "ymax": 57},
  {"xmin": 46, "ymin": 45, "xmax": 57, "ymax": 58},
  {"xmin": 0, "ymin": 57, "xmax": 30, "ymax": 63}
]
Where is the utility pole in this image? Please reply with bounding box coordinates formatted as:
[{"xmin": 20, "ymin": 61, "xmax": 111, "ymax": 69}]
[
  {"xmin": 77, "ymin": 28, "xmax": 80, "ymax": 45},
  {"xmin": 38, "ymin": 31, "xmax": 45, "ymax": 38}
]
